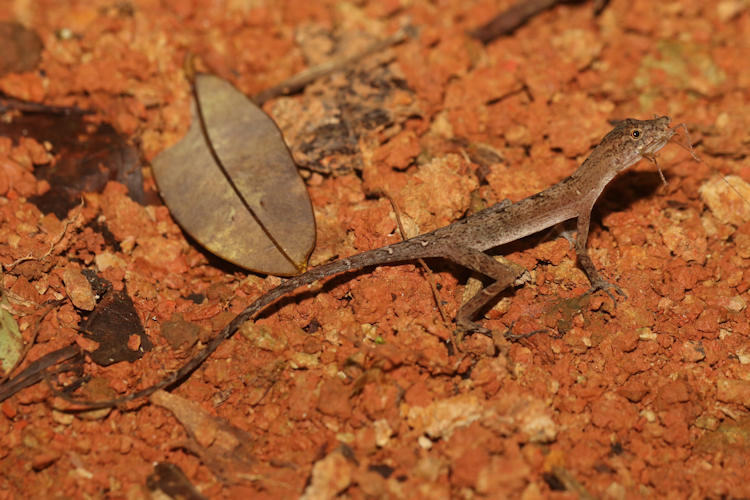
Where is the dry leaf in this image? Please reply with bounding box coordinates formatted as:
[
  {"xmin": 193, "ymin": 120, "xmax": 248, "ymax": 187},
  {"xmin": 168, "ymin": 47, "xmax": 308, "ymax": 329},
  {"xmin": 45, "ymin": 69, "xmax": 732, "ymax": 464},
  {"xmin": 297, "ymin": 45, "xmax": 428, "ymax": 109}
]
[
  {"xmin": 152, "ymin": 74, "xmax": 315, "ymax": 275},
  {"xmin": 150, "ymin": 390, "xmax": 255, "ymax": 483},
  {"xmin": 0, "ymin": 105, "xmax": 147, "ymax": 218},
  {"xmin": 0, "ymin": 22, "xmax": 43, "ymax": 76},
  {"xmin": 146, "ymin": 462, "xmax": 207, "ymax": 500},
  {"xmin": 0, "ymin": 293, "xmax": 23, "ymax": 377},
  {"xmin": 82, "ymin": 288, "xmax": 152, "ymax": 366}
]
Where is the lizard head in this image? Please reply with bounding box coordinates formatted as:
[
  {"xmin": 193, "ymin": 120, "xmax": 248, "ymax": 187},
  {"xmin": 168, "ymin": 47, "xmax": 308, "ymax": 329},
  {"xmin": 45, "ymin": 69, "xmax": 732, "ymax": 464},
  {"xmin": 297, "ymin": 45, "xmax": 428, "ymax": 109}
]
[
  {"xmin": 574, "ymin": 115, "xmax": 687, "ymax": 198},
  {"xmin": 598, "ymin": 116, "xmax": 677, "ymax": 175},
  {"xmin": 617, "ymin": 115, "xmax": 676, "ymax": 157}
]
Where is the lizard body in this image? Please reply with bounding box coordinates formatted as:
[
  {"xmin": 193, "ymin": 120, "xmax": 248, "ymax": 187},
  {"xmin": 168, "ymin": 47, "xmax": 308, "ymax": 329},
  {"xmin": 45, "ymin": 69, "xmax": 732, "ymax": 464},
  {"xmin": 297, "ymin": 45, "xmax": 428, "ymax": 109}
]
[{"xmin": 77, "ymin": 116, "xmax": 677, "ymax": 407}]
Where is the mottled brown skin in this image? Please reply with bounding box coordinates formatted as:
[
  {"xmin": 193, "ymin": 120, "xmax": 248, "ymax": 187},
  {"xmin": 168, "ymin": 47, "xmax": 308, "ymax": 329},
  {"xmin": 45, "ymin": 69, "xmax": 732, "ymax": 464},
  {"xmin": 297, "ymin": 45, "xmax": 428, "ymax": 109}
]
[{"xmin": 75, "ymin": 117, "xmax": 677, "ymax": 407}]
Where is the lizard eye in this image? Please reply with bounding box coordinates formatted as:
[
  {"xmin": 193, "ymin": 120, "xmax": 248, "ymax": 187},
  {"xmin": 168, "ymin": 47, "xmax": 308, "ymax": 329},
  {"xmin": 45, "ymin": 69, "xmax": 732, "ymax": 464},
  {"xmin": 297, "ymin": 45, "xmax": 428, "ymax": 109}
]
[{"xmin": 631, "ymin": 129, "xmax": 642, "ymax": 139}]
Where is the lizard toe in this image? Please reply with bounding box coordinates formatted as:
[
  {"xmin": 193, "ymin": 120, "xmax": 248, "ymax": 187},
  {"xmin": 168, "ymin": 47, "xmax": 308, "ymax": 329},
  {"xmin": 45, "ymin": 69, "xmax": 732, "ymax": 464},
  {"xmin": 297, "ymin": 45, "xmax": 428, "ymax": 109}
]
[
  {"xmin": 455, "ymin": 319, "xmax": 492, "ymax": 337},
  {"xmin": 503, "ymin": 323, "xmax": 550, "ymax": 341},
  {"xmin": 588, "ymin": 278, "xmax": 627, "ymax": 307}
]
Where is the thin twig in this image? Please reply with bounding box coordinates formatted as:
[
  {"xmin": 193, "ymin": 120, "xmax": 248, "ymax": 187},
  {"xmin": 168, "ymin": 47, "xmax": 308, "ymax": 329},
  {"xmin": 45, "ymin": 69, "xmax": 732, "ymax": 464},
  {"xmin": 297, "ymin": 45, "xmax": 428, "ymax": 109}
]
[
  {"xmin": 469, "ymin": 0, "xmax": 559, "ymax": 43},
  {"xmin": 469, "ymin": 0, "xmax": 610, "ymax": 44},
  {"xmin": 252, "ymin": 26, "xmax": 416, "ymax": 105},
  {"xmin": 0, "ymin": 94, "xmax": 92, "ymax": 115},
  {"xmin": 0, "ymin": 344, "xmax": 82, "ymax": 402},
  {"xmin": 382, "ymin": 192, "xmax": 450, "ymax": 325}
]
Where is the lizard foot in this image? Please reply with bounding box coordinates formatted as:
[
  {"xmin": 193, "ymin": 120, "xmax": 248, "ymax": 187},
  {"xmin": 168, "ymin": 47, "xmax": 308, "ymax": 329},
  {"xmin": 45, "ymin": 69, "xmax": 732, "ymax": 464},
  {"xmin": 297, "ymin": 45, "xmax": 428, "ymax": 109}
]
[
  {"xmin": 455, "ymin": 319, "xmax": 550, "ymax": 347},
  {"xmin": 588, "ymin": 278, "xmax": 627, "ymax": 306},
  {"xmin": 453, "ymin": 319, "xmax": 494, "ymax": 352},
  {"xmin": 504, "ymin": 326, "xmax": 550, "ymax": 341},
  {"xmin": 455, "ymin": 318, "xmax": 492, "ymax": 338},
  {"xmin": 502, "ymin": 319, "xmax": 551, "ymax": 341}
]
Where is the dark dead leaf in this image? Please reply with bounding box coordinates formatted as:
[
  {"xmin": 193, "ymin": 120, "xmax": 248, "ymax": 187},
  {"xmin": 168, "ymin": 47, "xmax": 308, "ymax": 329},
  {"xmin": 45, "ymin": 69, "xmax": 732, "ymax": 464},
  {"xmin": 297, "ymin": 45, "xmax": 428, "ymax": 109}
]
[
  {"xmin": 147, "ymin": 462, "xmax": 208, "ymax": 500},
  {"xmin": 82, "ymin": 288, "xmax": 152, "ymax": 366},
  {"xmin": 151, "ymin": 390, "xmax": 255, "ymax": 483},
  {"xmin": 151, "ymin": 74, "xmax": 315, "ymax": 276},
  {"xmin": 268, "ymin": 38, "xmax": 421, "ymax": 176},
  {"xmin": 0, "ymin": 104, "xmax": 148, "ymax": 218},
  {"xmin": 0, "ymin": 22, "xmax": 43, "ymax": 76},
  {"xmin": 80, "ymin": 268, "xmax": 113, "ymax": 296}
]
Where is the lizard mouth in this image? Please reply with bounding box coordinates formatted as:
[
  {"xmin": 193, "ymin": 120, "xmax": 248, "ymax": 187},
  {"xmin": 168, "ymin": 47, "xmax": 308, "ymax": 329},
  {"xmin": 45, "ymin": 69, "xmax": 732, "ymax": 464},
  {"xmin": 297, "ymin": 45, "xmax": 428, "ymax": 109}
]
[
  {"xmin": 643, "ymin": 137, "xmax": 669, "ymax": 155},
  {"xmin": 642, "ymin": 126, "xmax": 676, "ymax": 156}
]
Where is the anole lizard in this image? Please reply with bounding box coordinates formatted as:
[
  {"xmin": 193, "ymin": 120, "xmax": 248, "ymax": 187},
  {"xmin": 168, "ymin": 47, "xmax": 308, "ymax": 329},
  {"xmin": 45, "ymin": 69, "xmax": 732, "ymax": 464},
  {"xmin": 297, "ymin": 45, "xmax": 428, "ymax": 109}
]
[{"xmin": 68, "ymin": 116, "xmax": 678, "ymax": 407}]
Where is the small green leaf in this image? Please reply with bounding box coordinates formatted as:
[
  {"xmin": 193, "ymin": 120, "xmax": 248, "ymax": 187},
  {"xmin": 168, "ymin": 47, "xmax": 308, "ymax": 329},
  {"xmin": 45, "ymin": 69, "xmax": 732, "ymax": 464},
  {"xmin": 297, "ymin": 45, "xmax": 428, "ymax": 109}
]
[{"xmin": 0, "ymin": 294, "xmax": 23, "ymax": 376}]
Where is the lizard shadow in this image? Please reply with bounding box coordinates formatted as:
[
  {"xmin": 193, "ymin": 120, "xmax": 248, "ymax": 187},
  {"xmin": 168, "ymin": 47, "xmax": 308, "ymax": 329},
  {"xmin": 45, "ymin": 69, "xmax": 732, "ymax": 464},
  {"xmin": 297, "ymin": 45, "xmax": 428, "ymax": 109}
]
[{"xmin": 594, "ymin": 169, "xmax": 664, "ymax": 219}]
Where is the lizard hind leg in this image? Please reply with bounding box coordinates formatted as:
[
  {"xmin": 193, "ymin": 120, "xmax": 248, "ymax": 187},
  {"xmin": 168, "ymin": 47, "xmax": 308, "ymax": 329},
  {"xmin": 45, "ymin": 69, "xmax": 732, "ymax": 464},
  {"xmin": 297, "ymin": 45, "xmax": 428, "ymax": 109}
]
[
  {"xmin": 456, "ymin": 277, "xmax": 516, "ymax": 335},
  {"xmin": 438, "ymin": 246, "xmax": 526, "ymax": 344}
]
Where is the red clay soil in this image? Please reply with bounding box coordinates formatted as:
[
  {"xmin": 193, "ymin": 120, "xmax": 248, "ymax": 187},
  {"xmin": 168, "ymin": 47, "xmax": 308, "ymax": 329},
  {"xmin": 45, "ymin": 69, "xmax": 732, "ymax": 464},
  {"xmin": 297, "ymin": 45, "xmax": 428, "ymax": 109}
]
[{"xmin": 1, "ymin": 0, "xmax": 750, "ymax": 498}]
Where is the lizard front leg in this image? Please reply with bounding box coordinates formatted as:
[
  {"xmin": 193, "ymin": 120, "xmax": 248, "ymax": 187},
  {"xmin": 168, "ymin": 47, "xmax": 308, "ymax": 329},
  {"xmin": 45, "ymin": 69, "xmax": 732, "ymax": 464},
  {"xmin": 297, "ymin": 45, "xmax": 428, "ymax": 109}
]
[{"xmin": 574, "ymin": 210, "xmax": 627, "ymax": 302}]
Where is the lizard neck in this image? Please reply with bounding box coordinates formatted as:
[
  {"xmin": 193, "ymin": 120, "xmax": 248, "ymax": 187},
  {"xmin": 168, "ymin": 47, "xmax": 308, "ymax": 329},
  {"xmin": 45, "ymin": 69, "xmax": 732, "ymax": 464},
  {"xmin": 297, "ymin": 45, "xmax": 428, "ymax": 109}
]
[{"xmin": 568, "ymin": 147, "xmax": 643, "ymax": 204}]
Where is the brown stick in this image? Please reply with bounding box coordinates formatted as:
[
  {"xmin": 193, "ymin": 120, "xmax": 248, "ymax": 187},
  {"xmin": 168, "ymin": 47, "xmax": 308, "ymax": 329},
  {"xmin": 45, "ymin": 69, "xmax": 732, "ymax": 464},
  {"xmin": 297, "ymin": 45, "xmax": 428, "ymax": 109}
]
[
  {"xmin": 252, "ymin": 26, "xmax": 416, "ymax": 105},
  {"xmin": 382, "ymin": 192, "xmax": 450, "ymax": 325},
  {"xmin": 469, "ymin": 0, "xmax": 610, "ymax": 44},
  {"xmin": 0, "ymin": 344, "xmax": 82, "ymax": 402}
]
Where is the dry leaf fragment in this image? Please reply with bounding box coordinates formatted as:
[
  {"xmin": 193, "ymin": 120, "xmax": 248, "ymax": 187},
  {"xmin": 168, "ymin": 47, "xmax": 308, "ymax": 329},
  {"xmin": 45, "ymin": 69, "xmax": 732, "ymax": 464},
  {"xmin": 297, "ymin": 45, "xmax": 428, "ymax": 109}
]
[
  {"xmin": 0, "ymin": 22, "xmax": 43, "ymax": 76},
  {"xmin": 146, "ymin": 462, "xmax": 208, "ymax": 500},
  {"xmin": 82, "ymin": 288, "xmax": 152, "ymax": 366},
  {"xmin": 151, "ymin": 390, "xmax": 255, "ymax": 483},
  {"xmin": 0, "ymin": 105, "xmax": 147, "ymax": 218},
  {"xmin": 0, "ymin": 293, "xmax": 23, "ymax": 377},
  {"xmin": 152, "ymin": 74, "xmax": 315, "ymax": 275}
]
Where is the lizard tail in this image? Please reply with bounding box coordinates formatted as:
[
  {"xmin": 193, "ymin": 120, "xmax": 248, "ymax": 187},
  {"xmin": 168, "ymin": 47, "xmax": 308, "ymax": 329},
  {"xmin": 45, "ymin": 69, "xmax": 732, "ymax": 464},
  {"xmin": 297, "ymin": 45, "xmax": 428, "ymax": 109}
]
[{"xmin": 67, "ymin": 239, "xmax": 433, "ymax": 408}]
